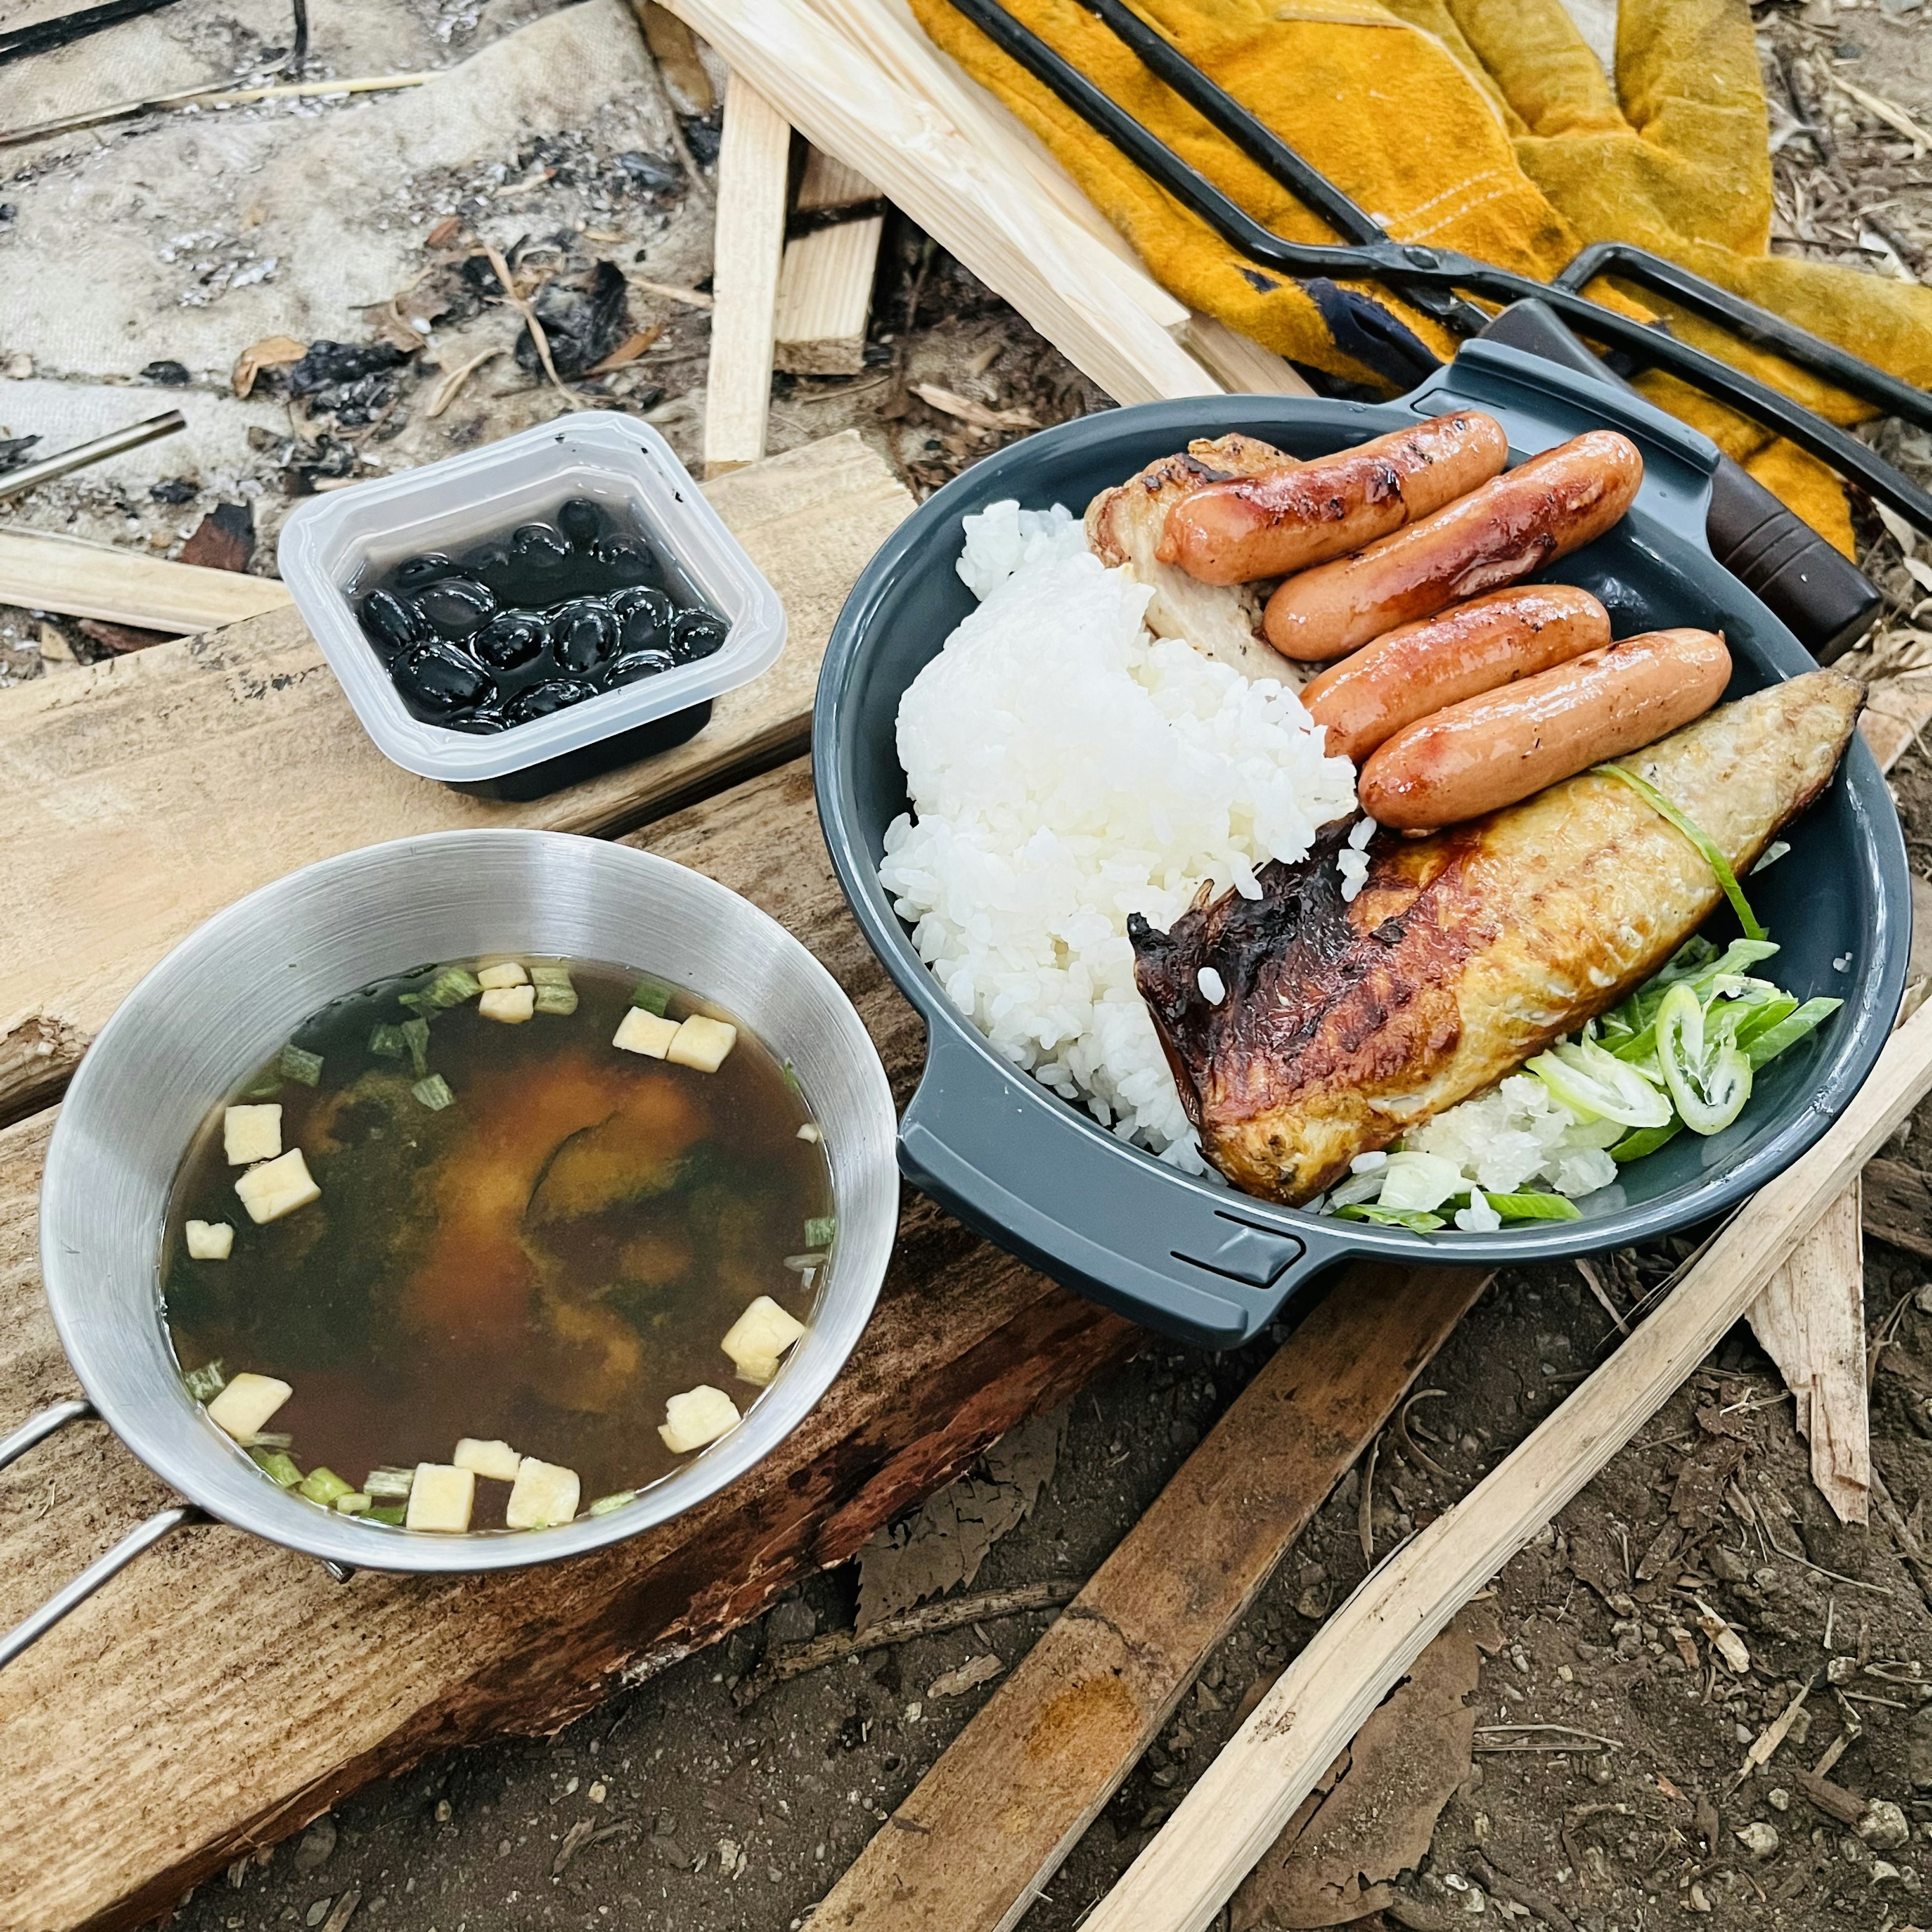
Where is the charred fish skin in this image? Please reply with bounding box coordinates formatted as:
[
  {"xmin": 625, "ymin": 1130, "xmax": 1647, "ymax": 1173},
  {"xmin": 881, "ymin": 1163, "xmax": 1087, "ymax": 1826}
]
[{"xmin": 1131, "ymin": 670, "xmax": 1865, "ymax": 1204}]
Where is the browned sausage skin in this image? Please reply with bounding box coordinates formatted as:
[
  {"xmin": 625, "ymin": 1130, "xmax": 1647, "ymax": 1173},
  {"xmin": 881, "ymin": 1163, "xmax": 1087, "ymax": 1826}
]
[
  {"xmin": 1156, "ymin": 410, "xmax": 1509, "ymax": 585},
  {"xmin": 1301, "ymin": 585, "xmax": 1612, "ymax": 764},
  {"xmin": 1264, "ymin": 430, "xmax": 1644, "ymax": 662},
  {"xmin": 1357, "ymin": 627, "xmax": 1732, "ymax": 830}
]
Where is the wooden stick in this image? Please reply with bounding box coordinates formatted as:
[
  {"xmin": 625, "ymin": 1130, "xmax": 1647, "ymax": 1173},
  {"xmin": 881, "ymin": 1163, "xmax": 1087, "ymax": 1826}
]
[
  {"xmin": 1748, "ymin": 1179, "xmax": 1870, "ymax": 1525},
  {"xmin": 775, "ymin": 148, "xmax": 883, "ymax": 376},
  {"xmin": 1084, "ymin": 994, "xmax": 1932, "ymax": 1932},
  {"xmin": 1181, "ymin": 311, "xmax": 1315, "ymax": 399},
  {"xmin": 813, "ymin": 1261, "xmax": 1491, "ymax": 1932},
  {"xmin": 0, "ymin": 73, "xmax": 428, "ymax": 152},
  {"xmin": 664, "ymin": 0, "xmax": 1220, "ymax": 407},
  {"xmin": 0, "ymin": 529, "xmax": 292, "ymax": 634},
  {"xmin": 703, "ymin": 74, "xmax": 792, "ymax": 477}
]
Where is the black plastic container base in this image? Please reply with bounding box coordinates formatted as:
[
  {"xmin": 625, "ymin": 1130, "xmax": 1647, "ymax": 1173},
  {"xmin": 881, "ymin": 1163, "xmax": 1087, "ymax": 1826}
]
[{"xmin": 444, "ymin": 698, "xmax": 712, "ymax": 801}]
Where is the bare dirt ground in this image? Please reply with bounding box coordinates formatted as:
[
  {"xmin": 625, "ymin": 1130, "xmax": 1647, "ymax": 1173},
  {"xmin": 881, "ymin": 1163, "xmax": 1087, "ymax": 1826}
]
[{"xmin": 6, "ymin": 2, "xmax": 1932, "ymax": 1929}]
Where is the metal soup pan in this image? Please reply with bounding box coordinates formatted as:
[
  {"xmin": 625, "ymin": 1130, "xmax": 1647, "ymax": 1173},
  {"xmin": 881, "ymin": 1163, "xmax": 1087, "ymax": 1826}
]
[
  {"xmin": 6, "ymin": 831, "xmax": 897, "ymax": 1665},
  {"xmin": 813, "ymin": 345, "xmax": 1909, "ymax": 1351}
]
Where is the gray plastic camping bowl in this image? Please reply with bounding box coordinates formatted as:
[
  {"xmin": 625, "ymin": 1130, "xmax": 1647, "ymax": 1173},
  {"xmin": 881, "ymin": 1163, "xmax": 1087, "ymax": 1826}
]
[
  {"xmin": 814, "ymin": 341, "xmax": 1910, "ymax": 1352},
  {"xmin": 4, "ymin": 830, "xmax": 897, "ymax": 1667}
]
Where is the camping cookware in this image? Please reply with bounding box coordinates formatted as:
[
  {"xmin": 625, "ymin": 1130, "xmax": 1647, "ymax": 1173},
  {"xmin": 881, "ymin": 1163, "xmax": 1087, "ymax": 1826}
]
[{"xmin": 814, "ymin": 341, "xmax": 1910, "ymax": 1351}]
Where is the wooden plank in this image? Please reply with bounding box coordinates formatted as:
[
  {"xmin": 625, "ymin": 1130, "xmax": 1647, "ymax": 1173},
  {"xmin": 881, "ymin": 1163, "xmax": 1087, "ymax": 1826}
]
[
  {"xmin": 0, "ymin": 758, "xmax": 1142, "ymax": 1932},
  {"xmin": 631, "ymin": 0, "xmax": 715, "ymax": 115},
  {"xmin": 1748, "ymin": 1180, "xmax": 1870, "ymax": 1525},
  {"xmin": 1083, "ymin": 992, "xmax": 1932, "ymax": 1932},
  {"xmin": 813, "ymin": 1261, "xmax": 1490, "ymax": 1932},
  {"xmin": 1181, "ymin": 312, "xmax": 1316, "ymax": 399},
  {"xmin": 0, "ymin": 527, "xmax": 293, "ymax": 633},
  {"xmin": 775, "ymin": 148, "xmax": 884, "ymax": 375},
  {"xmin": 666, "ymin": 0, "xmax": 1223, "ymax": 408},
  {"xmin": 703, "ymin": 73, "xmax": 792, "ymax": 477},
  {"xmin": 0, "ymin": 431, "xmax": 911, "ymax": 1126}
]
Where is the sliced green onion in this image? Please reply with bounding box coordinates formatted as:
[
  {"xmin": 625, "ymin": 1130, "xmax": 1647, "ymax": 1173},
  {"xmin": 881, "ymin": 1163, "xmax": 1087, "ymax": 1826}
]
[
  {"xmin": 400, "ymin": 1016, "xmax": 431, "ymax": 1080},
  {"xmin": 533, "ymin": 984, "xmax": 579, "ymax": 1016},
  {"xmin": 1594, "ymin": 763, "xmax": 1766, "ymax": 942},
  {"xmin": 804, "ymin": 1214, "xmax": 837, "ymax": 1249},
  {"xmin": 367, "ymin": 1503, "xmax": 407, "ymax": 1525},
  {"xmin": 1742, "ymin": 996, "xmax": 1843, "ymax": 1069},
  {"xmin": 413, "ymin": 1074, "xmax": 455, "ymax": 1111},
  {"xmin": 400, "ymin": 966, "xmax": 483, "ymax": 1014},
  {"xmin": 369, "ymin": 1022, "xmax": 406, "ymax": 1060},
  {"xmin": 1483, "ymin": 1191, "xmax": 1583, "ymax": 1223},
  {"xmin": 1609, "ymin": 1119, "xmax": 1685, "ymax": 1163},
  {"xmin": 1333, "ymin": 1203, "xmax": 1446, "ymax": 1232},
  {"xmin": 335, "ymin": 1492, "xmax": 372, "ymax": 1515},
  {"xmin": 298, "ymin": 1466, "xmax": 355, "ymax": 1507},
  {"xmin": 529, "ymin": 964, "xmax": 575, "ymax": 987},
  {"xmin": 1606, "ymin": 940, "xmax": 1784, "ymax": 1064},
  {"xmin": 1655, "ymin": 981, "xmax": 1752, "ymax": 1135},
  {"xmin": 182, "ymin": 1359, "xmax": 226, "ymax": 1402},
  {"xmin": 781, "ymin": 1060, "xmax": 803, "ymax": 1096},
  {"xmin": 630, "ymin": 978, "xmax": 673, "ymax": 1017},
  {"xmin": 587, "ymin": 1490, "xmax": 636, "ymax": 1517},
  {"xmin": 363, "ymin": 1466, "xmax": 415, "ymax": 1498},
  {"xmin": 251, "ymin": 1448, "xmax": 303, "ymax": 1488},
  {"xmin": 1528, "ymin": 1036, "xmax": 1672, "ymax": 1129},
  {"xmin": 246, "ymin": 1431, "xmax": 294, "ymax": 1450},
  {"xmin": 277, "ymin": 1043, "xmax": 324, "ymax": 1087},
  {"xmin": 242, "ymin": 1077, "xmax": 283, "ymax": 1101},
  {"xmin": 1376, "ymin": 1151, "xmax": 1467, "ymax": 1214}
]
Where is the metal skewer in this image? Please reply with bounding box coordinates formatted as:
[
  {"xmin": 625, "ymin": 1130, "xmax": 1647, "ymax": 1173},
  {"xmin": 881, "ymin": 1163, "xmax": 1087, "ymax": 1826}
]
[{"xmin": 0, "ymin": 409, "xmax": 188, "ymax": 503}]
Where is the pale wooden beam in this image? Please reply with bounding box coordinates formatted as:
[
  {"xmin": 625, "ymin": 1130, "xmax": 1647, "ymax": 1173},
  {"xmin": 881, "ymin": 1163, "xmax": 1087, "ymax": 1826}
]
[
  {"xmin": 0, "ymin": 528, "xmax": 291, "ymax": 633},
  {"xmin": 774, "ymin": 148, "xmax": 883, "ymax": 376},
  {"xmin": 1082, "ymin": 993, "xmax": 1932, "ymax": 1932},
  {"xmin": 1182, "ymin": 311, "xmax": 1316, "ymax": 398},
  {"xmin": 1748, "ymin": 1180, "xmax": 1870, "ymax": 1524},
  {"xmin": 702, "ymin": 73, "xmax": 791, "ymax": 478}
]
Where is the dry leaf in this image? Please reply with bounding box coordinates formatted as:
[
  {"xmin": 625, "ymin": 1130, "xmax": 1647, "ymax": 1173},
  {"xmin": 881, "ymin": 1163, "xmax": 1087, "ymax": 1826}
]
[
  {"xmin": 911, "ymin": 383, "xmax": 1039, "ymax": 433},
  {"xmin": 587, "ymin": 326, "xmax": 663, "ymax": 376},
  {"xmin": 231, "ymin": 334, "xmax": 307, "ymax": 398},
  {"xmin": 1831, "ymin": 74, "xmax": 1932, "ymax": 154},
  {"xmin": 1876, "ymin": 502, "xmax": 1919, "ymax": 556},
  {"xmin": 425, "ymin": 347, "xmax": 503, "ymax": 420}
]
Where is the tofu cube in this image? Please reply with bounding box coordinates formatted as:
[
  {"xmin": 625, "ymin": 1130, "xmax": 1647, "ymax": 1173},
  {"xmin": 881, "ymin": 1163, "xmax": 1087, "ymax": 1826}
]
[
  {"xmin": 612, "ymin": 1007, "xmax": 680, "ymax": 1058},
  {"xmin": 223, "ymin": 1103, "xmax": 283, "ymax": 1166},
  {"xmin": 205, "ymin": 1371, "xmax": 293, "ymax": 1440},
  {"xmin": 185, "ymin": 1219, "xmax": 234, "ymax": 1261},
  {"xmin": 234, "ymin": 1147, "xmax": 320, "ymax": 1225},
  {"xmin": 668, "ymin": 1015, "xmax": 737, "ymax": 1072},
  {"xmin": 478, "ymin": 984, "xmax": 536, "ymax": 1024},
  {"xmin": 477, "ymin": 961, "xmax": 529, "ymax": 990},
  {"xmin": 405, "ymin": 1463, "xmax": 476, "ymax": 1533},
  {"xmin": 659, "ymin": 1385, "xmax": 741, "ymax": 1454},
  {"xmin": 505, "ymin": 1456, "xmax": 582, "ymax": 1530},
  {"xmin": 452, "ymin": 1436, "xmax": 523, "ymax": 1483},
  {"xmin": 721, "ymin": 1296, "xmax": 807, "ymax": 1386}
]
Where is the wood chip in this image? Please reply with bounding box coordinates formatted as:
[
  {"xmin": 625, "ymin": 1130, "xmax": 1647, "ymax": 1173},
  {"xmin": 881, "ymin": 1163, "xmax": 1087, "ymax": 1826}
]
[
  {"xmin": 1793, "ymin": 1767, "xmax": 1865, "ymax": 1826},
  {"xmin": 629, "ymin": 276, "xmax": 714, "ymax": 309},
  {"xmin": 318, "ymin": 1887, "xmax": 361, "ymax": 1932},
  {"xmin": 425, "ymin": 216, "xmax": 462, "ymax": 250},
  {"xmin": 586, "ymin": 326, "xmax": 663, "ymax": 376},
  {"xmin": 927, "ymin": 1653, "xmax": 1003, "ymax": 1699},
  {"xmin": 231, "ymin": 335, "xmax": 307, "ymax": 399},
  {"xmin": 1693, "ymin": 1596, "xmax": 1752, "ymax": 1675},
  {"xmin": 552, "ymin": 1818, "xmax": 596, "ymax": 1876},
  {"xmin": 909, "ymin": 383, "xmax": 1038, "ymax": 433}
]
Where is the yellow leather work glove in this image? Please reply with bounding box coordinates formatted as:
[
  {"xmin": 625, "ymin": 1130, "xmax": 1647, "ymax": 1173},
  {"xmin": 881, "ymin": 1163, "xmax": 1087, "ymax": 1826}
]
[{"xmin": 910, "ymin": 0, "xmax": 1932, "ymax": 555}]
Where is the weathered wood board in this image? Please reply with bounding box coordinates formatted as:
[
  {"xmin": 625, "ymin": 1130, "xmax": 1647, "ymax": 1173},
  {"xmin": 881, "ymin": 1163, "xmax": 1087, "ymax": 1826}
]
[
  {"xmin": 0, "ymin": 759, "xmax": 1139, "ymax": 1932},
  {"xmin": 0, "ymin": 430, "xmax": 910, "ymax": 1126}
]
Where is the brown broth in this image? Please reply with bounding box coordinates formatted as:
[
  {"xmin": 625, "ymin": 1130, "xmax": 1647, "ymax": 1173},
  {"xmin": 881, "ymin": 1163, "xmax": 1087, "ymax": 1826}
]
[{"xmin": 163, "ymin": 959, "xmax": 832, "ymax": 1527}]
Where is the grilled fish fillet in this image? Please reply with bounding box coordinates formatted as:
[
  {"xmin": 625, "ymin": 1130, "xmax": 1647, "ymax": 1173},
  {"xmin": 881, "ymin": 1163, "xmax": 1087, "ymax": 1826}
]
[
  {"xmin": 1086, "ymin": 434, "xmax": 1301, "ymax": 684},
  {"xmin": 1130, "ymin": 670, "xmax": 1864, "ymax": 1203}
]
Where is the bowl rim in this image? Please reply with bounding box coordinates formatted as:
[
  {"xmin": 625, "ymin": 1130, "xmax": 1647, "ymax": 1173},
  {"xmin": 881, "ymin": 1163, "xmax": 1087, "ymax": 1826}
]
[
  {"xmin": 814, "ymin": 393, "xmax": 1910, "ymax": 1272},
  {"xmin": 39, "ymin": 829, "xmax": 900, "ymax": 1573}
]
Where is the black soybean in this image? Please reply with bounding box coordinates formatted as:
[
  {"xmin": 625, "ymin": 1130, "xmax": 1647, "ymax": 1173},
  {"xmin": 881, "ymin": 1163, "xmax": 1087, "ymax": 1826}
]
[
  {"xmin": 550, "ymin": 598, "xmax": 621, "ymax": 672},
  {"xmin": 557, "ymin": 497, "xmax": 605, "ymax": 548},
  {"xmin": 443, "ymin": 707, "xmax": 510, "ymax": 735},
  {"xmin": 471, "ymin": 611, "xmax": 547, "ymax": 672},
  {"xmin": 670, "ymin": 609, "xmax": 729, "ymax": 661},
  {"xmin": 416, "ymin": 577, "xmax": 497, "ymax": 638},
  {"xmin": 393, "ymin": 642, "xmax": 494, "ymax": 716},
  {"xmin": 506, "ymin": 678, "xmax": 595, "ymax": 723},
  {"xmin": 391, "ymin": 551, "xmax": 460, "ymax": 592},
  {"xmin": 591, "ymin": 536, "xmax": 660, "ymax": 587},
  {"xmin": 359, "ymin": 588, "xmax": 427, "ymax": 659},
  {"xmin": 512, "ymin": 522, "xmax": 571, "ymax": 570},
  {"xmin": 605, "ymin": 647, "xmax": 677, "ymax": 687},
  {"xmin": 616, "ymin": 587, "xmax": 674, "ymax": 654}
]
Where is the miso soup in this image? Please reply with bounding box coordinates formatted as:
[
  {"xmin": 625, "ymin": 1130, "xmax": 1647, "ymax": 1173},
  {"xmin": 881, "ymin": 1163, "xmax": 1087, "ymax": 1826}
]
[{"xmin": 163, "ymin": 957, "xmax": 833, "ymax": 1532}]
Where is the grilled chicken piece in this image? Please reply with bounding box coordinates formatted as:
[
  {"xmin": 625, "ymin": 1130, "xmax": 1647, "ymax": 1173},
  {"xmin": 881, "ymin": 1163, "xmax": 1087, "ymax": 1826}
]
[
  {"xmin": 1087, "ymin": 434, "xmax": 1301, "ymax": 684},
  {"xmin": 1131, "ymin": 671, "xmax": 1864, "ymax": 1203}
]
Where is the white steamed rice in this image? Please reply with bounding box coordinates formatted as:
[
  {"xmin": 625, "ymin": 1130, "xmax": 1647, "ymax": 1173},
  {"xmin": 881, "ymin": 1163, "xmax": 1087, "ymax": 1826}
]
[{"xmin": 880, "ymin": 500, "xmax": 1356, "ymax": 1167}]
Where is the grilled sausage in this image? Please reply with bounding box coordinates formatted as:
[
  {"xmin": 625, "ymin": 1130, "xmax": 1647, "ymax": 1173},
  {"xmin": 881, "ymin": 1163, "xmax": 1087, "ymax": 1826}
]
[
  {"xmin": 1263, "ymin": 430, "xmax": 1644, "ymax": 662},
  {"xmin": 1301, "ymin": 585, "xmax": 1613, "ymax": 764},
  {"xmin": 1157, "ymin": 410, "xmax": 1509, "ymax": 585},
  {"xmin": 1357, "ymin": 627, "xmax": 1732, "ymax": 830}
]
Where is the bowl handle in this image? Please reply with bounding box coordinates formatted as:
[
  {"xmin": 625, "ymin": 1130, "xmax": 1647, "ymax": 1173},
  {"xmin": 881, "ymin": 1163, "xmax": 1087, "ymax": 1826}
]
[
  {"xmin": 898, "ymin": 1027, "xmax": 1351, "ymax": 1348},
  {"xmin": 0, "ymin": 1400, "xmax": 205, "ymax": 1671}
]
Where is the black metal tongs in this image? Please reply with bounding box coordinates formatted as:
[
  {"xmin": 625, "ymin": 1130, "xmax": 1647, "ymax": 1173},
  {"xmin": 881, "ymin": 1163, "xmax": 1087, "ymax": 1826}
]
[{"xmin": 947, "ymin": 0, "xmax": 1932, "ymax": 551}]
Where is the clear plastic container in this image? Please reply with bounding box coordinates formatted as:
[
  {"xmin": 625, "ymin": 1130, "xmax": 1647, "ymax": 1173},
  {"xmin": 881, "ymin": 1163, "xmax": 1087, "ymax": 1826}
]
[{"xmin": 277, "ymin": 412, "xmax": 785, "ymax": 796}]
